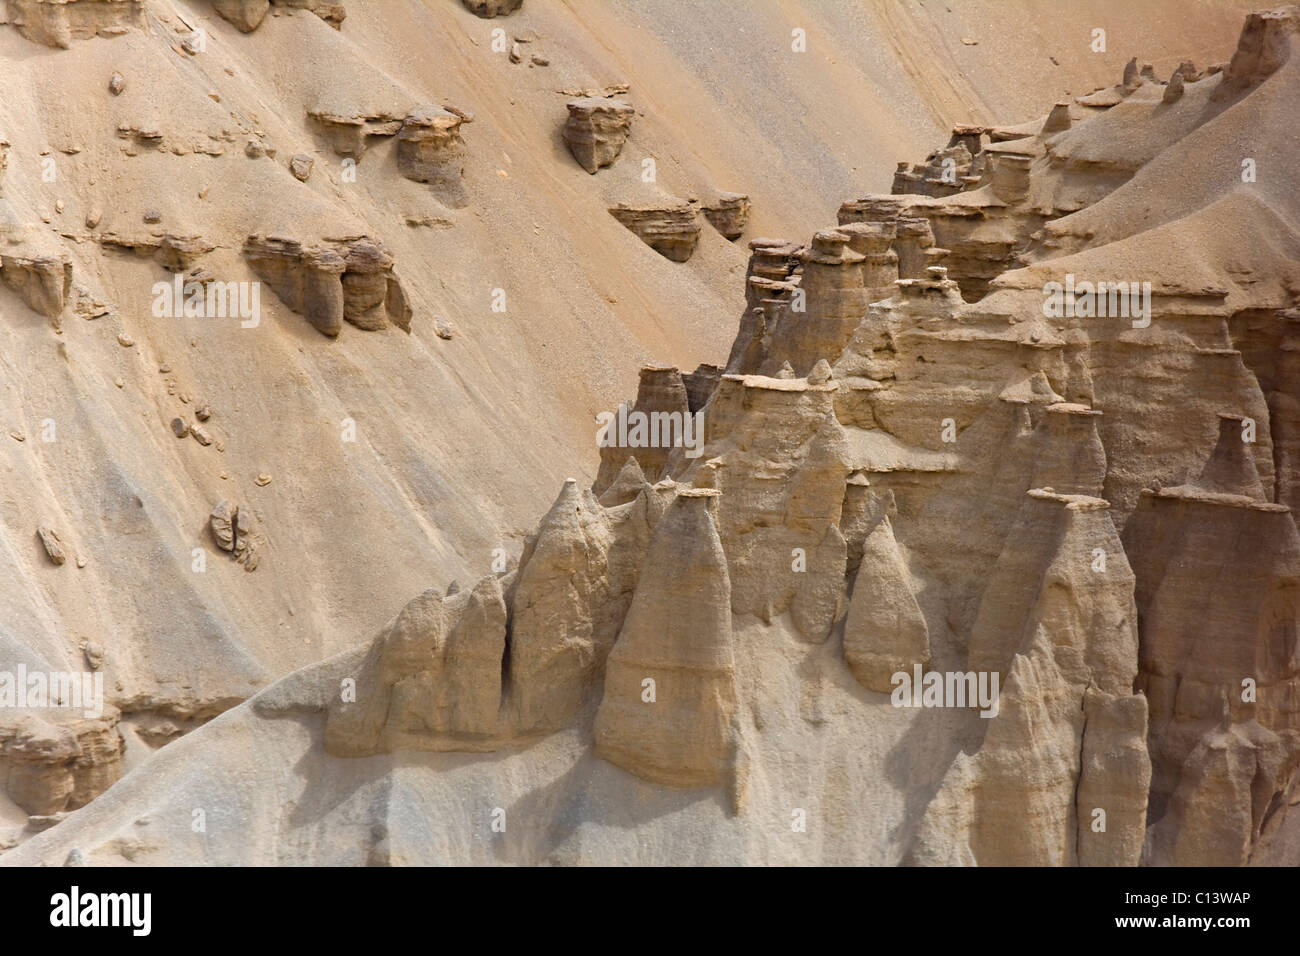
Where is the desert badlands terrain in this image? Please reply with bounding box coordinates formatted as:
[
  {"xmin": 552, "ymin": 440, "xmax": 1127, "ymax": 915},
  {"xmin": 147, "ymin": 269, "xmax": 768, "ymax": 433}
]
[{"xmin": 0, "ymin": 0, "xmax": 1296, "ymax": 869}]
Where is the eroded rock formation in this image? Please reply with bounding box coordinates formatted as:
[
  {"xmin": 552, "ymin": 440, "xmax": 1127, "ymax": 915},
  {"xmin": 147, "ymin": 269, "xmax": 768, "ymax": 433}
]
[
  {"xmin": 396, "ymin": 106, "xmax": 469, "ymax": 207},
  {"xmin": 3, "ymin": 0, "xmax": 143, "ymax": 48},
  {"xmin": 243, "ymin": 234, "xmax": 413, "ymax": 336},
  {"xmin": 563, "ymin": 98, "xmax": 634, "ymax": 174},
  {"xmin": 702, "ymin": 193, "xmax": 751, "ymax": 240},
  {"xmin": 594, "ymin": 489, "xmax": 739, "ymax": 787},
  {"xmin": 608, "ymin": 203, "xmax": 700, "ymax": 262},
  {"xmin": 212, "ymin": 0, "xmax": 345, "ymax": 32},
  {"xmin": 0, "ymin": 711, "xmax": 125, "ymax": 817}
]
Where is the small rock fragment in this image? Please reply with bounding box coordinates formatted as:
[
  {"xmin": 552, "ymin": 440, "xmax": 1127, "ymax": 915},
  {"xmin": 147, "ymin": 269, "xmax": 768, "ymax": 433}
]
[
  {"xmin": 108, "ymin": 73, "xmax": 125, "ymax": 96},
  {"xmin": 210, "ymin": 501, "xmax": 236, "ymax": 551},
  {"xmin": 255, "ymin": 473, "xmax": 272, "ymax": 486},
  {"xmin": 170, "ymin": 418, "xmax": 189, "ymax": 438},
  {"xmin": 289, "ymin": 154, "xmax": 314, "ymax": 182},
  {"xmin": 435, "ymin": 317, "xmax": 456, "ymax": 339},
  {"xmin": 38, "ymin": 526, "xmax": 66, "ymax": 565},
  {"xmin": 190, "ymin": 423, "xmax": 213, "ymax": 446}
]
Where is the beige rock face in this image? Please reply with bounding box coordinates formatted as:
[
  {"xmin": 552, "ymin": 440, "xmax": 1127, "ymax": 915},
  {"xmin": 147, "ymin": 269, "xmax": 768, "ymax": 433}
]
[
  {"xmin": 594, "ymin": 489, "xmax": 738, "ymax": 787},
  {"xmin": 212, "ymin": 0, "xmax": 271, "ymax": 32},
  {"xmin": 507, "ymin": 479, "xmax": 650, "ymax": 732},
  {"xmin": 1124, "ymin": 421, "xmax": 1300, "ymax": 865},
  {"xmin": 324, "ymin": 577, "xmax": 507, "ymax": 755},
  {"xmin": 911, "ymin": 492, "xmax": 1150, "ymax": 866},
  {"xmin": 563, "ymin": 98, "xmax": 634, "ymax": 174},
  {"xmin": 0, "ymin": 706, "xmax": 124, "ymax": 817},
  {"xmin": 701, "ymin": 193, "xmax": 751, "ymax": 240},
  {"xmin": 396, "ymin": 106, "xmax": 469, "ymax": 207},
  {"xmin": 842, "ymin": 506, "xmax": 929, "ymax": 692},
  {"xmin": 608, "ymin": 203, "xmax": 700, "ymax": 261},
  {"xmin": 214, "ymin": 0, "xmax": 348, "ymax": 32},
  {"xmin": 688, "ymin": 374, "xmax": 848, "ymax": 637},
  {"xmin": 1219, "ymin": 5, "xmax": 1299, "ymax": 93},
  {"xmin": 243, "ymin": 234, "xmax": 411, "ymax": 336},
  {"xmin": 0, "ymin": 250, "xmax": 71, "ymax": 320},
  {"xmin": 4, "ymin": 0, "xmax": 143, "ymax": 49},
  {"xmin": 758, "ymin": 230, "xmax": 869, "ymax": 377},
  {"xmin": 593, "ymin": 364, "xmax": 692, "ymax": 493}
]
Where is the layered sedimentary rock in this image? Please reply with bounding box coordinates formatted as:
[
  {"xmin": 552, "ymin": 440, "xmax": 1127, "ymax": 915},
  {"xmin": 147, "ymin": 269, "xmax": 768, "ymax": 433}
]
[
  {"xmin": 755, "ymin": 230, "xmax": 868, "ymax": 377},
  {"xmin": 686, "ymin": 373, "xmax": 849, "ymax": 641},
  {"xmin": 562, "ymin": 98, "xmax": 633, "ymax": 173},
  {"xmin": 701, "ymin": 193, "xmax": 750, "ymax": 240},
  {"xmin": 598, "ymin": 456, "xmax": 649, "ymax": 508},
  {"xmin": 396, "ymin": 106, "xmax": 469, "ymax": 207},
  {"xmin": 593, "ymin": 364, "xmax": 691, "ymax": 493},
  {"xmin": 742, "ymin": 237, "xmax": 801, "ymax": 307},
  {"xmin": 1124, "ymin": 415, "xmax": 1300, "ymax": 865},
  {"xmin": 0, "ymin": 250, "xmax": 72, "ymax": 320},
  {"xmin": 155, "ymin": 234, "xmax": 215, "ymax": 273},
  {"xmin": 341, "ymin": 239, "xmax": 411, "ymax": 331},
  {"xmin": 1231, "ymin": 308, "xmax": 1300, "ymax": 514},
  {"xmin": 0, "ymin": 710, "xmax": 125, "ymax": 817},
  {"xmin": 911, "ymin": 492, "xmax": 1150, "ymax": 866},
  {"xmin": 307, "ymin": 110, "xmax": 404, "ymax": 159},
  {"xmin": 3, "ymin": 0, "xmax": 143, "ymax": 48},
  {"xmin": 594, "ymin": 489, "xmax": 738, "ymax": 787},
  {"xmin": 681, "ymin": 363, "xmax": 722, "ymax": 412},
  {"xmin": 243, "ymin": 235, "xmax": 346, "ymax": 335},
  {"xmin": 243, "ymin": 234, "xmax": 412, "ymax": 336},
  {"xmin": 608, "ymin": 203, "xmax": 700, "ymax": 262}
]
